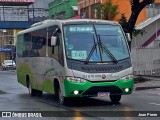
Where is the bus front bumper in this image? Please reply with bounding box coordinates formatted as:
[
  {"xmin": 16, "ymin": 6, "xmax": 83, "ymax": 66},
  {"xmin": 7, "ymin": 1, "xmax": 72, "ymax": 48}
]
[{"xmin": 64, "ymin": 78, "xmax": 134, "ymax": 97}]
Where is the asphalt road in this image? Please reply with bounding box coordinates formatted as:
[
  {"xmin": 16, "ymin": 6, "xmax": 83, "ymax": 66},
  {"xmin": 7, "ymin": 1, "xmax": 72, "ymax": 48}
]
[{"xmin": 0, "ymin": 70, "xmax": 160, "ymax": 120}]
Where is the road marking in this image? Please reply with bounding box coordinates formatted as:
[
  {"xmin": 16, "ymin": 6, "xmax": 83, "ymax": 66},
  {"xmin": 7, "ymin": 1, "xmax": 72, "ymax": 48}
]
[{"xmin": 149, "ymin": 103, "xmax": 160, "ymax": 106}]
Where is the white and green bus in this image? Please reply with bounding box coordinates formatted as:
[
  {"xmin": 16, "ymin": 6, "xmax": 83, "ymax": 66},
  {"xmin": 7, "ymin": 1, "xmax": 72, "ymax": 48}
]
[{"xmin": 16, "ymin": 19, "xmax": 134, "ymax": 104}]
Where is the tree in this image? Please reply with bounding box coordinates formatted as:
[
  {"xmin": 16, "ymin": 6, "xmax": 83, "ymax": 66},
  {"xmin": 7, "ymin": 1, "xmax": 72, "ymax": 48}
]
[
  {"xmin": 125, "ymin": 0, "xmax": 155, "ymax": 33},
  {"xmin": 120, "ymin": 0, "xmax": 155, "ymax": 49},
  {"xmin": 95, "ymin": 0, "xmax": 119, "ymax": 20},
  {"xmin": 95, "ymin": 3, "xmax": 103, "ymax": 19},
  {"xmin": 119, "ymin": 13, "xmax": 145, "ymax": 37},
  {"xmin": 102, "ymin": 0, "xmax": 119, "ymax": 20}
]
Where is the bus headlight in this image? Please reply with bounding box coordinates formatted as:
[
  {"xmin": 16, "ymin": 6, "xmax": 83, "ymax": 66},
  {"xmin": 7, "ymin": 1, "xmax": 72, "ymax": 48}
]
[
  {"xmin": 120, "ymin": 74, "xmax": 134, "ymax": 81},
  {"xmin": 66, "ymin": 77, "xmax": 87, "ymax": 83}
]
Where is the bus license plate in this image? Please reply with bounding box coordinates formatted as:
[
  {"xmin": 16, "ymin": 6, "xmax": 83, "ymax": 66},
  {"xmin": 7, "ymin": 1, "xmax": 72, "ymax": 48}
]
[{"xmin": 98, "ymin": 92, "xmax": 110, "ymax": 97}]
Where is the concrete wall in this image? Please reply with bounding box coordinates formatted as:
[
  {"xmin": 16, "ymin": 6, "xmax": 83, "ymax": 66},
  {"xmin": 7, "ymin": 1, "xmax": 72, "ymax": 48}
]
[{"xmin": 131, "ymin": 48, "xmax": 160, "ymax": 76}]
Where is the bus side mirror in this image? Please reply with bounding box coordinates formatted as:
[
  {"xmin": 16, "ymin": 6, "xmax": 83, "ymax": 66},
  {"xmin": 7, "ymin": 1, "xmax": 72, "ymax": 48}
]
[
  {"xmin": 126, "ymin": 33, "xmax": 131, "ymax": 42},
  {"xmin": 51, "ymin": 36, "xmax": 57, "ymax": 46}
]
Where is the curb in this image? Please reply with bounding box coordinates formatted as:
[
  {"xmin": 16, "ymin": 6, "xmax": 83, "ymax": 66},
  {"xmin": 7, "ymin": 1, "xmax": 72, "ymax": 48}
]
[
  {"xmin": 134, "ymin": 77, "xmax": 151, "ymax": 83},
  {"xmin": 137, "ymin": 75, "xmax": 160, "ymax": 78},
  {"xmin": 135, "ymin": 86, "xmax": 160, "ymax": 91}
]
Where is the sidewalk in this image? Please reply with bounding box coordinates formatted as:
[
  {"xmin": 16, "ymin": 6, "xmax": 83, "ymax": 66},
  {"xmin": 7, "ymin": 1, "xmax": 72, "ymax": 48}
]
[{"xmin": 134, "ymin": 76, "xmax": 160, "ymax": 90}]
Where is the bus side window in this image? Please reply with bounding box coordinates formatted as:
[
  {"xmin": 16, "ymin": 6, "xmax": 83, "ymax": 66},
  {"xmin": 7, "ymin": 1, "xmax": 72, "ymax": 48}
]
[
  {"xmin": 36, "ymin": 37, "xmax": 46, "ymax": 57},
  {"xmin": 57, "ymin": 33, "xmax": 64, "ymax": 66},
  {"xmin": 48, "ymin": 27, "xmax": 60, "ymax": 60},
  {"xmin": 22, "ymin": 33, "xmax": 32, "ymax": 57},
  {"xmin": 31, "ymin": 28, "xmax": 47, "ymax": 57}
]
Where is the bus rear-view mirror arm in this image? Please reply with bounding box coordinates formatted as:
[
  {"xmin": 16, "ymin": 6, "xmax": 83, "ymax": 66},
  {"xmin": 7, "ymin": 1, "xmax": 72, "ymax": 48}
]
[{"xmin": 126, "ymin": 33, "xmax": 131, "ymax": 42}]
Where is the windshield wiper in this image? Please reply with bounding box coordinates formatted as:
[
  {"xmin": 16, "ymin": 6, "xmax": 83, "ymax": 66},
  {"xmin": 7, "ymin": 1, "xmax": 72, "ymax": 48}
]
[
  {"xmin": 85, "ymin": 36, "xmax": 97, "ymax": 64},
  {"xmin": 98, "ymin": 35, "xmax": 118, "ymax": 63}
]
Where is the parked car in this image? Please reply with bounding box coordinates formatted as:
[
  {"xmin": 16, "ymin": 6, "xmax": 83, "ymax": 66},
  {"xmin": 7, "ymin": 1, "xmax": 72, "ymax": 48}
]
[{"xmin": 2, "ymin": 60, "xmax": 16, "ymax": 70}]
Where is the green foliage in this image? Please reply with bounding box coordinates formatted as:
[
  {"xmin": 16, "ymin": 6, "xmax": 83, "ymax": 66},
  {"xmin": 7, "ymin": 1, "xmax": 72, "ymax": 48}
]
[
  {"xmin": 119, "ymin": 13, "xmax": 146, "ymax": 37},
  {"xmin": 119, "ymin": 13, "xmax": 127, "ymax": 29},
  {"xmin": 102, "ymin": 0, "xmax": 119, "ymax": 20},
  {"xmin": 95, "ymin": 3, "xmax": 103, "ymax": 19},
  {"xmin": 132, "ymin": 29, "xmax": 146, "ymax": 37},
  {"xmin": 95, "ymin": 0, "xmax": 119, "ymax": 20}
]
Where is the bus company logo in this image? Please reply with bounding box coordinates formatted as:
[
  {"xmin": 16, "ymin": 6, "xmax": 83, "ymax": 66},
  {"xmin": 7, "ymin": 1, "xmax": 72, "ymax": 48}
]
[{"xmin": 102, "ymin": 74, "xmax": 106, "ymax": 79}]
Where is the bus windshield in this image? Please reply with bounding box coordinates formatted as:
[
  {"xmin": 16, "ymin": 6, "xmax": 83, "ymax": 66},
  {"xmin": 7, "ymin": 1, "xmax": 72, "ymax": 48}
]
[{"xmin": 63, "ymin": 24, "xmax": 129, "ymax": 62}]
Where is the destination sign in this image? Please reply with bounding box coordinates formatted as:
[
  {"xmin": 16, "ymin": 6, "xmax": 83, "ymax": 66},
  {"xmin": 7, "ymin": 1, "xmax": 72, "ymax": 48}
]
[{"xmin": 69, "ymin": 27, "xmax": 93, "ymax": 32}]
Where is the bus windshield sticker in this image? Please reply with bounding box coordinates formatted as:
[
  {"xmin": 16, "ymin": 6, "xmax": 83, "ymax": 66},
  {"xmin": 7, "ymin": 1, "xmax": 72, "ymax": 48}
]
[
  {"xmin": 71, "ymin": 50, "xmax": 87, "ymax": 60},
  {"xmin": 91, "ymin": 53, "xmax": 100, "ymax": 61},
  {"xmin": 69, "ymin": 27, "xmax": 93, "ymax": 32}
]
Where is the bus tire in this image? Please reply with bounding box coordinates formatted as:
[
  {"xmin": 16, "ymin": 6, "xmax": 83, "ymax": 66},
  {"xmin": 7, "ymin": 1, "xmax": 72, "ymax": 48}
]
[
  {"xmin": 58, "ymin": 87, "xmax": 68, "ymax": 105},
  {"xmin": 54, "ymin": 80, "xmax": 59, "ymax": 99},
  {"xmin": 110, "ymin": 94, "xmax": 121, "ymax": 104}
]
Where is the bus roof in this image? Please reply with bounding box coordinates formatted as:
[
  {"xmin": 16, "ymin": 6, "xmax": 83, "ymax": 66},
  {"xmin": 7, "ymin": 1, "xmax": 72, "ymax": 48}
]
[
  {"xmin": 17, "ymin": 19, "xmax": 118, "ymax": 35},
  {"xmin": 62, "ymin": 19, "xmax": 117, "ymax": 25}
]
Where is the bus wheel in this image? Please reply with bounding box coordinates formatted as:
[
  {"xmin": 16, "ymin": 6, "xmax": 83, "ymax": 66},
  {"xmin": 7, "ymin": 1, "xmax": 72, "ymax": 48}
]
[
  {"xmin": 58, "ymin": 87, "xmax": 67, "ymax": 105},
  {"xmin": 110, "ymin": 95, "xmax": 121, "ymax": 104}
]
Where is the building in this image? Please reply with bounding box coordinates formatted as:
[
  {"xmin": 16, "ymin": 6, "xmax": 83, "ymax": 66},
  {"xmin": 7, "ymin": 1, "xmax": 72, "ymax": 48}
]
[
  {"xmin": 0, "ymin": 29, "xmax": 13, "ymax": 63},
  {"xmin": 0, "ymin": 0, "xmax": 52, "ymax": 22},
  {"xmin": 48, "ymin": 0, "xmax": 78, "ymax": 19},
  {"xmin": 78, "ymin": 0, "xmax": 160, "ymax": 24},
  {"xmin": 131, "ymin": 14, "xmax": 160, "ymax": 76},
  {"xmin": 0, "ymin": 0, "xmax": 52, "ymax": 64}
]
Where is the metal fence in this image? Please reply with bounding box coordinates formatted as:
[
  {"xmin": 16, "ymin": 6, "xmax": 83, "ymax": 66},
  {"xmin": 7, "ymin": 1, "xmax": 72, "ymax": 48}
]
[{"xmin": 0, "ymin": 6, "xmax": 48, "ymax": 21}]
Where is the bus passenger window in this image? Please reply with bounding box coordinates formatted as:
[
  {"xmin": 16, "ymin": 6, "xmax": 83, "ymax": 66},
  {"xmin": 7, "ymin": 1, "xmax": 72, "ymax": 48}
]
[
  {"xmin": 22, "ymin": 33, "xmax": 32, "ymax": 57},
  {"xmin": 31, "ymin": 31, "xmax": 46, "ymax": 57},
  {"xmin": 52, "ymin": 47, "xmax": 54, "ymax": 54},
  {"xmin": 36, "ymin": 38, "xmax": 46, "ymax": 57},
  {"xmin": 48, "ymin": 44, "xmax": 59, "ymax": 60},
  {"xmin": 48, "ymin": 28, "xmax": 60, "ymax": 60}
]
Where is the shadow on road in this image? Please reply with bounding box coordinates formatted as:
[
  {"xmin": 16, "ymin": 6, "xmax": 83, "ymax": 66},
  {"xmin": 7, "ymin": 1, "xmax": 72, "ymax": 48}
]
[{"xmin": 18, "ymin": 93, "xmax": 121, "ymax": 107}]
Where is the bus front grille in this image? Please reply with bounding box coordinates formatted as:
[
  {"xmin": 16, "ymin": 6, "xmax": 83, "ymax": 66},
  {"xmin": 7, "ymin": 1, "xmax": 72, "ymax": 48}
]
[{"xmin": 82, "ymin": 86, "xmax": 122, "ymax": 96}]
